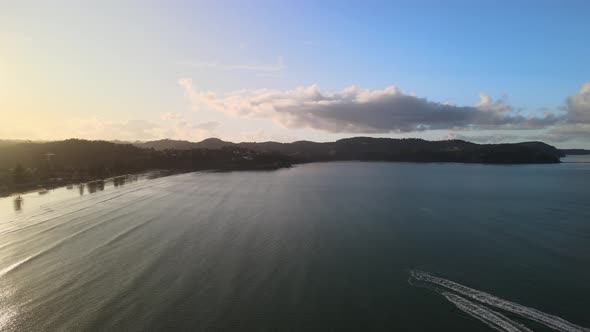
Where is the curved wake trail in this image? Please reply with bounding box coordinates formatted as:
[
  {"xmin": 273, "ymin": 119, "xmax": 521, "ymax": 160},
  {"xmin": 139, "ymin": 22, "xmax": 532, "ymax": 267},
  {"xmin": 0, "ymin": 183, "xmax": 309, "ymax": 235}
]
[
  {"xmin": 410, "ymin": 271, "xmax": 589, "ymax": 332},
  {"xmin": 0, "ymin": 191, "xmax": 161, "ymax": 256},
  {"xmin": 0, "ymin": 175, "xmax": 175, "ymax": 226},
  {"xmin": 1, "ymin": 233, "xmax": 98, "ymax": 278},
  {"xmin": 0, "ymin": 179, "xmax": 172, "ymax": 237},
  {"xmin": 442, "ymin": 292, "xmax": 533, "ymax": 332},
  {"xmin": 0, "ymin": 189, "xmax": 166, "ymax": 279}
]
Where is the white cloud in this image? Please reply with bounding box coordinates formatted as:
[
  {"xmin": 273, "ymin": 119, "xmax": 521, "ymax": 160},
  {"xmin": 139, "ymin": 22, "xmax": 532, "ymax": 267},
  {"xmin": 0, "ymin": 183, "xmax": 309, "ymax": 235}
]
[
  {"xmin": 12, "ymin": 115, "xmax": 222, "ymax": 142},
  {"xmin": 179, "ymin": 79, "xmax": 224, "ymax": 112},
  {"xmin": 445, "ymin": 80, "xmax": 590, "ymax": 144},
  {"xmin": 539, "ymin": 123, "xmax": 590, "ymax": 142},
  {"xmin": 475, "ymin": 93, "xmax": 512, "ymax": 113},
  {"xmin": 157, "ymin": 111, "xmax": 220, "ymax": 140},
  {"xmin": 532, "ymin": 81, "xmax": 590, "ymax": 143},
  {"xmin": 565, "ymin": 81, "xmax": 590, "ymax": 123},
  {"xmin": 179, "ymin": 80, "xmax": 563, "ymax": 134},
  {"xmin": 193, "ymin": 121, "xmax": 220, "ymax": 131},
  {"xmin": 51, "ymin": 118, "xmax": 161, "ymax": 141}
]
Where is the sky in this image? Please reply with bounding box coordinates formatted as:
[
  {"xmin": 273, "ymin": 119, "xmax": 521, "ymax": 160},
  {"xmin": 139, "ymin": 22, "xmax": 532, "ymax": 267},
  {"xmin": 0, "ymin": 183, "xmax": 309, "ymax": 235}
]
[{"xmin": 1, "ymin": 0, "xmax": 590, "ymax": 147}]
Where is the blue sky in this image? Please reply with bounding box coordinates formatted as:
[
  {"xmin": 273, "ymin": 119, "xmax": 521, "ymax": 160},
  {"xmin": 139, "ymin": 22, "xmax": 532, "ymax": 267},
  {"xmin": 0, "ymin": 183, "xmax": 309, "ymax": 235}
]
[{"xmin": 2, "ymin": 0, "xmax": 589, "ymax": 147}]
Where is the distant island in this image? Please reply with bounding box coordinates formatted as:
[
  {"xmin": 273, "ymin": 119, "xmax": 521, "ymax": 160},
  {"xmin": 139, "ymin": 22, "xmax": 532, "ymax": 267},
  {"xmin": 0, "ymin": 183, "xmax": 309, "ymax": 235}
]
[
  {"xmin": 0, "ymin": 137, "xmax": 579, "ymax": 197},
  {"xmin": 559, "ymin": 149, "xmax": 590, "ymax": 155}
]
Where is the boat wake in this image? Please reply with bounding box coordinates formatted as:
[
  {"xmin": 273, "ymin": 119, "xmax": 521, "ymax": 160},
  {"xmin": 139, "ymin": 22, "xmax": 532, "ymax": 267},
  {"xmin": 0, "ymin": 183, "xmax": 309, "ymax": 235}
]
[
  {"xmin": 409, "ymin": 270, "xmax": 589, "ymax": 332},
  {"xmin": 442, "ymin": 292, "xmax": 532, "ymax": 332}
]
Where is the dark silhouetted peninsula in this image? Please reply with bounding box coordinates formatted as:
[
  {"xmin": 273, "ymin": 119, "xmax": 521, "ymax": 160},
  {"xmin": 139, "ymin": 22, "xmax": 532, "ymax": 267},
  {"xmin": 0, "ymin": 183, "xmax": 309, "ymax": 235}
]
[
  {"xmin": 136, "ymin": 137, "xmax": 563, "ymax": 164},
  {"xmin": 0, "ymin": 137, "xmax": 569, "ymax": 196},
  {"xmin": 0, "ymin": 139, "xmax": 290, "ymax": 196}
]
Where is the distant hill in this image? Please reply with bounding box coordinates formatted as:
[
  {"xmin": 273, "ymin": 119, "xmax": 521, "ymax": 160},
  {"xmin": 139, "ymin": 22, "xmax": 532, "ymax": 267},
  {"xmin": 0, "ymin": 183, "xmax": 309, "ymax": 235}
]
[
  {"xmin": 138, "ymin": 137, "xmax": 563, "ymax": 164},
  {"xmin": 1, "ymin": 136, "xmax": 567, "ymax": 196},
  {"xmin": 0, "ymin": 139, "xmax": 36, "ymax": 148},
  {"xmin": 135, "ymin": 138, "xmax": 234, "ymax": 150},
  {"xmin": 560, "ymin": 149, "xmax": 590, "ymax": 155},
  {"xmin": 0, "ymin": 139, "xmax": 291, "ymax": 196}
]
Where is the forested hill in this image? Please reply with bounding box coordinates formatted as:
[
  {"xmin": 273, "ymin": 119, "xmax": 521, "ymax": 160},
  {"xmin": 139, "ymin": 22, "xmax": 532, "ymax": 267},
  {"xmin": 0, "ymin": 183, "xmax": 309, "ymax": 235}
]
[
  {"xmin": 137, "ymin": 137, "xmax": 563, "ymax": 164},
  {"xmin": 0, "ymin": 139, "xmax": 291, "ymax": 196},
  {"xmin": 135, "ymin": 138, "xmax": 234, "ymax": 150},
  {"xmin": 0, "ymin": 137, "xmax": 564, "ymax": 196}
]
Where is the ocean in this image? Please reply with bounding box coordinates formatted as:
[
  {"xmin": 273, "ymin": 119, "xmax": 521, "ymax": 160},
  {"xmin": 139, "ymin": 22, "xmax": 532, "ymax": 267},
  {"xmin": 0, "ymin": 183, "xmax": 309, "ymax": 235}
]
[{"xmin": 0, "ymin": 160, "xmax": 589, "ymax": 331}]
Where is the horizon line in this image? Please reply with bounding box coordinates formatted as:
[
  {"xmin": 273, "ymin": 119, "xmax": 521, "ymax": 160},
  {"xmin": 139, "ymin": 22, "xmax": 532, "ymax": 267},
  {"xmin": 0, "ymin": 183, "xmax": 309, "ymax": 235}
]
[{"xmin": 1, "ymin": 136, "xmax": 586, "ymax": 149}]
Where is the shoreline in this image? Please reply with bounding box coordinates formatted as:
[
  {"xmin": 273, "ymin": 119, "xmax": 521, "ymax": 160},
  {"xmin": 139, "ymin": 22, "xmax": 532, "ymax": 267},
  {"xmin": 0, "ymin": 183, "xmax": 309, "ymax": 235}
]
[
  {"xmin": 0, "ymin": 170, "xmax": 179, "ymax": 199},
  {"xmin": 2, "ymin": 155, "xmax": 580, "ymax": 199}
]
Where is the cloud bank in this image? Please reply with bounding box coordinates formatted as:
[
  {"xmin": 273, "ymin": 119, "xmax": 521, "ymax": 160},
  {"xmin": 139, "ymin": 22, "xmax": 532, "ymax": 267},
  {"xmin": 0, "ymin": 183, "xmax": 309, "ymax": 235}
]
[
  {"xmin": 542, "ymin": 81, "xmax": 590, "ymax": 142},
  {"xmin": 565, "ymin": 81, "xmax": 590, "ymax": 123},
  {"xmin": 179, "ymin": 79, "xmax": 563, "ymax": 134},
  {"xmin": 31, "ymin": 116, "xmax": 221, "ymax": 142}
]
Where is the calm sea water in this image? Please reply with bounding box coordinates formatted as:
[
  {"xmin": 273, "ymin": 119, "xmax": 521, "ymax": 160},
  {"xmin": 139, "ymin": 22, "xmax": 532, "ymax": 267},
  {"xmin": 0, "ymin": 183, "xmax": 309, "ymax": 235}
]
[{"xmin": 0, "ymin": 161, "xmax": 589, "ymax": 331}]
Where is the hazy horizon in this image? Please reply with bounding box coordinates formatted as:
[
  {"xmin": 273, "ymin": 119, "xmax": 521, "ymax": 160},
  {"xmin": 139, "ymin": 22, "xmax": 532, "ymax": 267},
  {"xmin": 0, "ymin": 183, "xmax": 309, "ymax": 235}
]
[{"xmin": 2, "ymin": 136, "xmax": 588, "ymax": 149}]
